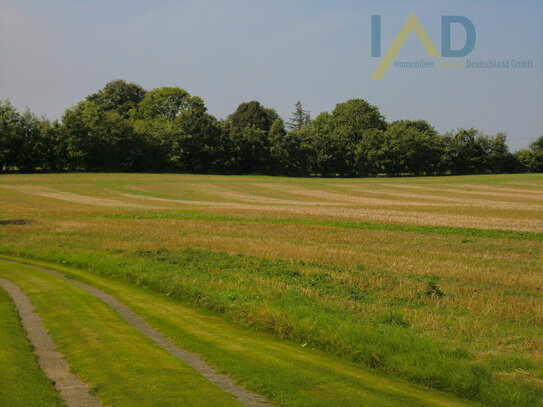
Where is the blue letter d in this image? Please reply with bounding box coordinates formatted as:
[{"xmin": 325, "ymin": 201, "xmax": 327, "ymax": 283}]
[{"xmin": 441, "ymin": 16, "xmax": 476, "ymax": 57}]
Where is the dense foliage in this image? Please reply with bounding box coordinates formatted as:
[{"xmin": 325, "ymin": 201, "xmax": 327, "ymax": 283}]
[{"xmin": 1, "ymin": 80, "xmax": 541, "ymax": 175}]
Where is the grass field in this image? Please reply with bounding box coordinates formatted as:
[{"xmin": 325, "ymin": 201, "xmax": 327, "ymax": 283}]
[
  {"xmin": 0, "ymin": 283, "xmax": 64, "ymax": 407},
  {"xmin": 0, "ymin": 173, "xmax": 541, "ymax": 406}
]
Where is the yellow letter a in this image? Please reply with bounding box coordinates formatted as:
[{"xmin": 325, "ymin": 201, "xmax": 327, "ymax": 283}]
[{"xmin": 371, "ymin": 13, "xmax": 439, "ymax": 80}]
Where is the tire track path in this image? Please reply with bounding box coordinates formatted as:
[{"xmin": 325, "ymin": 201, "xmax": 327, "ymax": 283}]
[
  {"xmin": 9, "ymin": 260, "xmax": 270, "ymax": 407},
  {"xmin": 0, "ymin": 278, "xmax": 101, "ymax": 407}
]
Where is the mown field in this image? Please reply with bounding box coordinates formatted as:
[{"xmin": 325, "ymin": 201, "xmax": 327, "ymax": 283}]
[{"xmin": 0, "ymin": 173, "xmax": 542, "ymax": 406}]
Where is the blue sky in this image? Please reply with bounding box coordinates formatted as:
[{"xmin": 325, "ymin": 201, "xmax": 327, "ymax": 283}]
[{"xmin": 1, "ymin": 0, "xmax": 541, "ymax": 150}]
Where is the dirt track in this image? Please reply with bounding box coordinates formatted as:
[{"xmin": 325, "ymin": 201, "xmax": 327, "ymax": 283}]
[
  {"xmin": 6, "ymin": 260, "xmax": 270, "ymax": 407},
  {"xmin": 0, "ymin": 278, "xmax": 101, "ymax": 407}
]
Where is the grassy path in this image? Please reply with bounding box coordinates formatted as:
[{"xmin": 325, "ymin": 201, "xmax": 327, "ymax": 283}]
[
  {"xmin": 0, "ymin": 259, "xmax": 242, "ymax": 407},
  {"xmin": 93, "ymin": 212, "xmax": 543, "ymax": 242},
  {"xmin": 0, "ymin": 256, "xmax": 480, "ymax": 407},
  {"xmin": 33, "ymin": 262, "xmax": 269, "ymax": 407},
  {"xmin": 0, "ymin": 285, "xmax": 64, "ymax": 407},
  {"xmin": 0, "ymin": 278, "xmax": 101, "ymax": 407}
]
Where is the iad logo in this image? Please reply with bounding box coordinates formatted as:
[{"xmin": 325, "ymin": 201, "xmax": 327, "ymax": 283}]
[{"xmin": 371, "ymin": 13, "xmax": 476, "ymax": 79}]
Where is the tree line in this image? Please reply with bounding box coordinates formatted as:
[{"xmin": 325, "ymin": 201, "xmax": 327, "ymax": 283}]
[{"xmin": 1, "ymin": 79, "xmax": 542, "ymax": 175}]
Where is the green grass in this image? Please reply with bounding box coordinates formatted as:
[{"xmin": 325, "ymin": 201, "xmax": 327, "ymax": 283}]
[
  {"xmin": 0, "ymin": 286, "xmax": 63, "ymax": 407},
  {"xmin": 0, "ymin": 256, "xmax": 481, "ymax": 407},
  {"xmin": 89, "ymin": 211, "xmax": 543, "ymax": 242},
  {"xmin": 0, "ymin": 261, "xmax": 242, "ymax": 407},
  {"xmin": 1, "ymin": 250, "xmax": 540, "ymax": 407},
  {"xmin": 0, "ymin": 172, "xmax": 541, "ymax": 407},
  {"xmin": 0, "ymin": 171, "xmax": 541, "ymax": 185}
]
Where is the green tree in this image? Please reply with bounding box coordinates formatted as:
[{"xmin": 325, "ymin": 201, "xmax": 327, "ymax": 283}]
[
  {"xmin": 379, "ymin": 120, "xmax": 444, "ymax": 175},
  {"xmin": 227, "ymin": 101, "xmax": 280, "ymax": 132},
  {"xmin": 61, "ymin": 100, "xmax": 139, "ymax": 171},
  {"xmin": 482, "ymin": 132, "xmax": 515, "ymax": 173},
  {"xmin": 269, "ymin": 118, "xmax": 313, "ymax": 176},
  {"xmin": 2, "ymin": 84, "xmax": 529, "ymax": 177},
  {"xmin": 354, "ymin": 129, "xmax": 386, "ymax": 176},
  {"xmin": 61, "ymin": 80, "xmax": 149, "ymax": 171},
  {"xmin": 38, "ymin": 119, "xmax": 68, "ymax": 171},
  {"xmin": 514, "ymin": 149, "xmax": 535, "ymax": 172},
  {"xmin": 0, "ymin": 102, "xmax": 43, "ymax": 172},
  {"xmin": 524, "ymin": 136, "xmax": 543, "ymax": 172},
  {"xmin": 0, "ymin": 101, "xmax": 21, "ymax": 171},
  {"xmin": 87, "ymin": 79, "xmax": 146, "ymax": 118},
  {"xmin": 330, "ymin": 99, "xmax": 387, "ymax": 133},
  {"xmin": 16, "ymin": 109, "xmax": 43, "ymax": 172},
  {"xmin": 307, "ymin": 99, "xmax": 387, "ymax": 176},
  {"xmin": 443, "ymin": 129, "xmax": 516, "ymax": 175},
  {"xmin": 221, "ymin": 101, "xmax": 284, "ymax": 174},
  {"xmin": 286, "ymin": 101, "xmax": 311, "ymax": 131},
  {"xmin": 443, "ymin": 129, "xmax": 487, "ymax": 175},
  {"xmin": 223, "ymin": 126, "xmax": 271, "ymax": 174},
  {"xmin": 167, "ymin": 109, "xmax": 223, "ymax": 173},
  {"xmin": 130, "ymin": 86, "xmax": 223, "ymax": 173},
  {"xmin": 132, "ymin": 87, "xmax": 204, "ymax": 121}
]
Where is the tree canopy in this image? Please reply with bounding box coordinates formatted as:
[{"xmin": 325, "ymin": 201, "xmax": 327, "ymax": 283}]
[
  {"xmin": 227, "ymin": 101, "xmax": 280, "ymax": 132},
  {"xmin": 0, "ymin": 80, "xmax": 540, "ymax": 176}
]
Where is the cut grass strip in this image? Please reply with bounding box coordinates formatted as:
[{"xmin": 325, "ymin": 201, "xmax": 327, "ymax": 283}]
[
  {"xmin": 34, "ymin": 263, "xmax": 269, "ymax": 407},
  {"xmin": 91, "ymin": 211, "xmax": 543, "ymax": 242},
  {"xmin": 2, "ymin": 249, "xmax": 541, "ymax": 406},
  {"xmin": 0, "ymin": 286, "xmax": 64, "ymax": 407},
  {"xmin": 0, "ymin": 278, "xmax": 101, "ymax": 407},
  {"xmin": 0, "ymin": 256, "xmax": 482, "ymax": 407},
  {"xmin": 0, "ymin": 261, "xmax": 242, "ymax": 407}
]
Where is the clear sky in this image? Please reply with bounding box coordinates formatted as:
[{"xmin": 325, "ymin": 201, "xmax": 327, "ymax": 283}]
[{"xmin": 1, "ymin": 0, "xmax": 541, "ymax": 151}]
